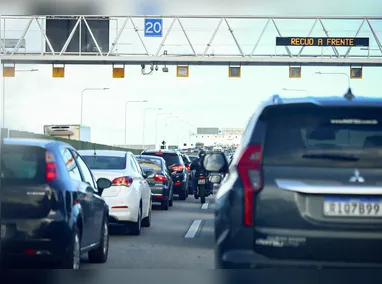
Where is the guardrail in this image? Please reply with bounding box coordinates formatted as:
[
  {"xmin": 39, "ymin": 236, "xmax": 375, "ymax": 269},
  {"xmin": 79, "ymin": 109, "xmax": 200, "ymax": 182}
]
[{"xmin": 1, "ymin": 128, "xmax": 143, "ymax": 154}]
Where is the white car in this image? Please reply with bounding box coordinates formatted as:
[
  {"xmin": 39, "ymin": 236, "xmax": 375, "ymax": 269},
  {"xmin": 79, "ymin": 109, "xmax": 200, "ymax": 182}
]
[{"xmin": 79, "ymin": 150, "xmax": 153, "ymax": 235}]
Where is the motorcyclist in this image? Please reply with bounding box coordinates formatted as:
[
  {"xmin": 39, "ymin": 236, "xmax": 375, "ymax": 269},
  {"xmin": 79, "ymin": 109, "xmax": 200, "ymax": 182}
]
[{"xmin": 190, "ymin": 150, "xmax": 213, "ymax": 195}]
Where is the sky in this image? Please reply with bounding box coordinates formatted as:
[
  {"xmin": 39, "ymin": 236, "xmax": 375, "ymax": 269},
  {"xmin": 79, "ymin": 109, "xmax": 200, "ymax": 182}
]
[{"xmin": 1, "ymin": 0, "xmax": 382, "ymax": 146}]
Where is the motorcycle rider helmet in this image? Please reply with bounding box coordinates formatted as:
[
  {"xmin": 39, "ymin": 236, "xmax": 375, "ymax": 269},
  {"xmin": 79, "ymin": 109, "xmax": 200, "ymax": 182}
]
[{"xmin": 199, "ymin": 150, "xmax": 206, "ymax": 158}]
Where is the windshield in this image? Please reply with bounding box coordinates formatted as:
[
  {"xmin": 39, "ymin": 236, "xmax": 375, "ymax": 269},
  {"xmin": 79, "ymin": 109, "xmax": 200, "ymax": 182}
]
[
  {"xmin": 81, "ymin": 155, "xmax": 126, "ymax": 170},
  {"xmin": 142, "ymin": 153, "xmax": 182, "ymax": 168},
  {"xmin": 136, "ymin": 157, "xmax": 163, "ymax": 174},
  {"xmin": 262, "ymin": 105, "xmax": 382, "ymax": 168}
]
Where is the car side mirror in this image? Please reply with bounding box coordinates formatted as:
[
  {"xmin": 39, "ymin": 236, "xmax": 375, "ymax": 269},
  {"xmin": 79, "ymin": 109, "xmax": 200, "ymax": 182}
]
[
  {"xmin": 202, "ymin": 153, "xmax": 229, "ymax": 174},
  {"xmin": 97, "ymin": 178, "xmax": 112, "ymax": 194},
  {"xmin": 144, "ymin": 170, "xmax": 155, "ymax": 179}
]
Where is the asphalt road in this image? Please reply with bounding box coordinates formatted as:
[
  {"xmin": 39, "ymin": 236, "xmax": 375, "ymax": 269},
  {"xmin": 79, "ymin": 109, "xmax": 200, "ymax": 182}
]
[{"xmin": 81, "ymin": 193, "xmax": 215, "ymax": 269}]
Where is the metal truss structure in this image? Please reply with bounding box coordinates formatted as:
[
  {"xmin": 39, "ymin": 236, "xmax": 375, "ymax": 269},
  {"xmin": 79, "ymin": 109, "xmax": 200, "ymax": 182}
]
[{"xmin": 1, "ymin": 15, "xmax": 382, "ymax": 66}]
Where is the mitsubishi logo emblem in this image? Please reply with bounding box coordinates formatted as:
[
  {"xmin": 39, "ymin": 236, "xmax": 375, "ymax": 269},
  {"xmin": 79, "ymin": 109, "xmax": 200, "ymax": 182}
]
[{"xmin": 349, "ymin": 169, "xmax": 365, "ymax": 183}]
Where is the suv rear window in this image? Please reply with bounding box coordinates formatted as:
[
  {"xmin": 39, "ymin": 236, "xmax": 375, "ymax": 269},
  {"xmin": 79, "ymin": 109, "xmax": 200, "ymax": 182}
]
[
  {"xmin": 82, "ymin": 155, "xmax": 126, "ymax": 170},
  {"xmin": 1, "ymin": 145, "xmax": 46, "ymax": 184},
  {"xmin": 142, "ymin": 152, "xmax": 183, "ymax": 168},
  {"xmin": 261, "ymin": 104, "xmax": 382, "ymax": 168}
]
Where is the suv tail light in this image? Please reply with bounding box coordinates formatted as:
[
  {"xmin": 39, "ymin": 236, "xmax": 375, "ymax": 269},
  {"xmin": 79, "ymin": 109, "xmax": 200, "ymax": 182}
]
[
  {"xmin": 186, "ymin": 165, "xmax": 191, "ymax": 171},
  {"xmin": 171, "ymin": 165, "xmax": 184, "ymax": 172},
  {"xmin": 154, "ymin": 174, "xmax": 167, "ymax": 182},
  {"xmin": 237, "ymin": 144, "xmax": 263, "ymax": 227},
  {"xmin": 112, "ymin": 176, "xmax": 133, "ymax": 187},
  {"xmin": 45, "ymin": 151, "xmax": 57, "ymax": 183}
]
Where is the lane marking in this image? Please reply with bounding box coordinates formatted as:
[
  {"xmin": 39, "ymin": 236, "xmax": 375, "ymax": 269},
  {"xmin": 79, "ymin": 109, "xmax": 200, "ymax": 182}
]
[
  {"xmin": 201, "ymin": 202, "xmax": 209, "ymax": 209},
  {"xmin": 184, "ymin": 220, "xmax": 202, "ymax": 238}
]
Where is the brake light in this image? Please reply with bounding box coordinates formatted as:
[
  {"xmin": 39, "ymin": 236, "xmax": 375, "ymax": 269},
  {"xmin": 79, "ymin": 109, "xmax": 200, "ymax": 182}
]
[
  {"xmin": 154, "ymin": 175, "xmax": 167, "ymax": 182},
  {"xmin": 199, "ymin": 176, "xmax": 204, "ymax": 179},
  {"xmin": 237, "ymin": 144, "xmax": 263, "ymax": 227},
  {"xmin": 45, "ymin": 151, "xmax": 57, "ymax": 183},
  {"xmin": 171, "ymin": 165, "xmax": 184, "ymax": 172},
  {"xmin": 186, "ymin": 165, "xmax": 191, "ymax": 171},
  {"xmin": 24, "ymin": 249, "xmax": 36, "ymax": 255},
  {"xmin": 112, "ymin": 176, "xmax": 133, "ymax": 187}
]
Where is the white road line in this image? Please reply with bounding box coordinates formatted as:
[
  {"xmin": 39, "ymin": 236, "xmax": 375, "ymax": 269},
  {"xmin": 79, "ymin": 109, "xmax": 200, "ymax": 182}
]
[
  {"xmin": 201, "ymin": 202, "xmax": 209, "ymax": 209},
  {"xmin": 184, "ymin": 220, "xmax": 202, "ymax": 238}
]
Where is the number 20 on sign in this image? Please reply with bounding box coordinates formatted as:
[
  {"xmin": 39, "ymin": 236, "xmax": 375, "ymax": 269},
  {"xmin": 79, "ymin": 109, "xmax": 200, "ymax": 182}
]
[{"xmin": 144, "ymin": 18, "xmax": 163, "ymax": 37}]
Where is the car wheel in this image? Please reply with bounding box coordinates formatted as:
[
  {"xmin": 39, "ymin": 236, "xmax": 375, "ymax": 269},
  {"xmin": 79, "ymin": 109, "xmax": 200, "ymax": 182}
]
[
  {"xmin": 88, "ymin": 215, "xmax": 109, "ymax": 263},
  {"xmin": 128, "ymin": 205, "xmax": 142, "ymax": 235},
  {"xmin": 169, "ymin": 192, "xmax": 173, "ymax": 207},
  {"xmin": 57, "ymin": 225, "xmax": 81, "ymax": 269},
  {"xmin": 179, "ymin": 190, "xmax": 186, "ymax": 200},
  {"xmin": 142, "ymin": 199, "xmax": 152, "ymax": 227},
  {"xmin": 161, "ymin": 198, "xmax": 169, "ymax": 210}
]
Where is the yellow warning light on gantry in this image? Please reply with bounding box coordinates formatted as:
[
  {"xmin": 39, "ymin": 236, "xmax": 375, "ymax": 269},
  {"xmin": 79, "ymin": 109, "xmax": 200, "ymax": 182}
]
[
  {"xmin": 53, "ymin": 66, "xmax": 65, "ymax": 78},
  {"xmin": 3, "ymin": 66, "xmax": 15, "ymax": 77},
  {"xmin": 113, "ymin": 66, "xmax": 125, "ymax": 78}
]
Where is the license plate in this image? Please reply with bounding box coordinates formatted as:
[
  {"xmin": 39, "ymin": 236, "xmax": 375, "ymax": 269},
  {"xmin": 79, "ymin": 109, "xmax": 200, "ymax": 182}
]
[
  {"xmin": 323, "ymin": 197, "xmax": 382, "ymax": 217},
  {"xmin": 1, "ymin": 225, "xmax": 6, "ymax": 238},
  {"xmin": 198, "ymin": 179, "xmax": 206, "ymax": 185}
]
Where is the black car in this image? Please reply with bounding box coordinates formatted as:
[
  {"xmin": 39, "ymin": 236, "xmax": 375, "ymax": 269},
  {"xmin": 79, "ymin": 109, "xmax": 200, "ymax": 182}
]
[
  {"xmin": 135, "ymin": 155, "xmax": 174, "ymax": 210},
  {"xmin": 1, "ymin": 138, "xmax": 112, "ymax": 269},
  {"xmin": 140, "ymin": 150, "xmax": 189, "ymax": 200},
  {"xmin": 206, "ymin": 94, "xmax": 382, "ymax": 269}
]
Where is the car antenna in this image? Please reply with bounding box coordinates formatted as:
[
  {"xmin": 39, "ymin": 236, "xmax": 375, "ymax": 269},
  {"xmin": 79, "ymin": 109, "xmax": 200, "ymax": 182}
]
[{"xmin": 344, "ymin": 87, "xmax": 355, "ymax": 101}]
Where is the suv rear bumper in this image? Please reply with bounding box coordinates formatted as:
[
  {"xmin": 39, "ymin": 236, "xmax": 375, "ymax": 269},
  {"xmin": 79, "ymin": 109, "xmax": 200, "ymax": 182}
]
[{"xmin": 217, "ymin": 249, "xmax": 382, "ymax": 269}]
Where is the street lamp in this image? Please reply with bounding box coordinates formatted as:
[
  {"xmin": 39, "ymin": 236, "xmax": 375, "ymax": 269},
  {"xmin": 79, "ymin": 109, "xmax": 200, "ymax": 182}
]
[
  {"xmin": 142, "ymin": 107, "xmax": 162, "ymax": 149},
  {"xmin": 315, "ymin": 71, "xmax": 353, "ymax": 99},
  {"xmin": 124, "ymin": 100, "xmax": 148, "ymax": 146},
  {"xmin": 155, "ymin": 112, "xmax": 172, "ymax": 148},
  {"xmin": 80, "ymin": 87, "xmax": 109, "ymax": 125},
  {"xmin": 282, "ymin": 88, "xmax": 309, "ymax": 95},
  {"xmin": 2, "ymin": 68, "xmax": 39, "ymax": 129},
  {"xmin": 164, "ymin": 115, "xmax": 178, "ymax": 145}
]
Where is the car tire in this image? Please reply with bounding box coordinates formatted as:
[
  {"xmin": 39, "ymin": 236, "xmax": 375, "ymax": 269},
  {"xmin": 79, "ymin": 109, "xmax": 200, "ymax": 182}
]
[
  {"xmin": 169, "ymin": 193, "xmax": 173, "ymax": 207},
  {"xmin": 88, "ymin": 215, "xmax": 109, "ymax": 263},
  {"xmin": 161, "ymin": 198, "xmax": 169, "ymax": 210},
  {"xmin": 142, "ymin": 199, "xmax": 152, "ymax": 227},
  {"xmin": 128, "ymin": 205, "xmax": 142, "ymax": 235},
  {"xmin": 179, "ymin": 190, "xmax": 187, "ymax": 200},
  {"xmin": 57, "ymin": 225, "xmax": 81, "ymax": 269}
]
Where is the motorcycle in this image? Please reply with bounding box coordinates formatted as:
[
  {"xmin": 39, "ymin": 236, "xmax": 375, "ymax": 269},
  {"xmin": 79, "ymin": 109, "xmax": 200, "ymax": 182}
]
[{"xmin": 194, "ymin": 172, "xmax": 212, "ymax": 204}]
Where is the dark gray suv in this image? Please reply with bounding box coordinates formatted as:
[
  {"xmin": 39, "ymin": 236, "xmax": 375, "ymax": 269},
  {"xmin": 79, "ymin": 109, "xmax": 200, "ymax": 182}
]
[{"xmin": 210, "ymin": 94, "xmax": 382, "ymax": 269}]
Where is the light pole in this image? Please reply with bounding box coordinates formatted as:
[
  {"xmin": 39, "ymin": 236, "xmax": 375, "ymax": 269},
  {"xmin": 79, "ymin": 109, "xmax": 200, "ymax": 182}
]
[
  {"xmin": 2, "ymin": 68, "xmax": 39, "ymax": 129},
  {"xmin": 282, "ymin": 88, "xmax": 309, "ymax": 96},
  {"xmin": 80, "ymin": 87, "xmax": 109, "ymax": 125},
  {"xmin": 179, "ymin": 118, "xmax": 190, "ymax": 147},
  {"xmin": 124, "ymin": 100, "xmax": 148, "ymax": 146},
  {"xmin": 164, "ymin": 115, "xmax": 178, "ymax": 145},
  {"xmin": 155, "ymin": 112, "xmax": 172, "ymax": 148},
  {"xmin": 315, "ymin": 71, "xmax": 353, "ymax": 98},
  {"xmin": 142, "ymin": 107, "xmax": 162, "ymax": 149}
]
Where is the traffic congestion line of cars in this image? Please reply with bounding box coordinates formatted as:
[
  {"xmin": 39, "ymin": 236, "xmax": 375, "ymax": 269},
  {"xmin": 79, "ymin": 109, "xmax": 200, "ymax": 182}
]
[{"xmin": 0, "ymin": 140, "xmax": 199, "ymax": 269}]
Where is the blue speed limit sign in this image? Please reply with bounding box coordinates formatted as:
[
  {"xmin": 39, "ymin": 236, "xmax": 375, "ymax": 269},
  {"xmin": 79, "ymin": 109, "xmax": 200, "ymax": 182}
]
[{"xmin": 144, "ymin": 18, "xmax": 163, "ymax": 37}]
